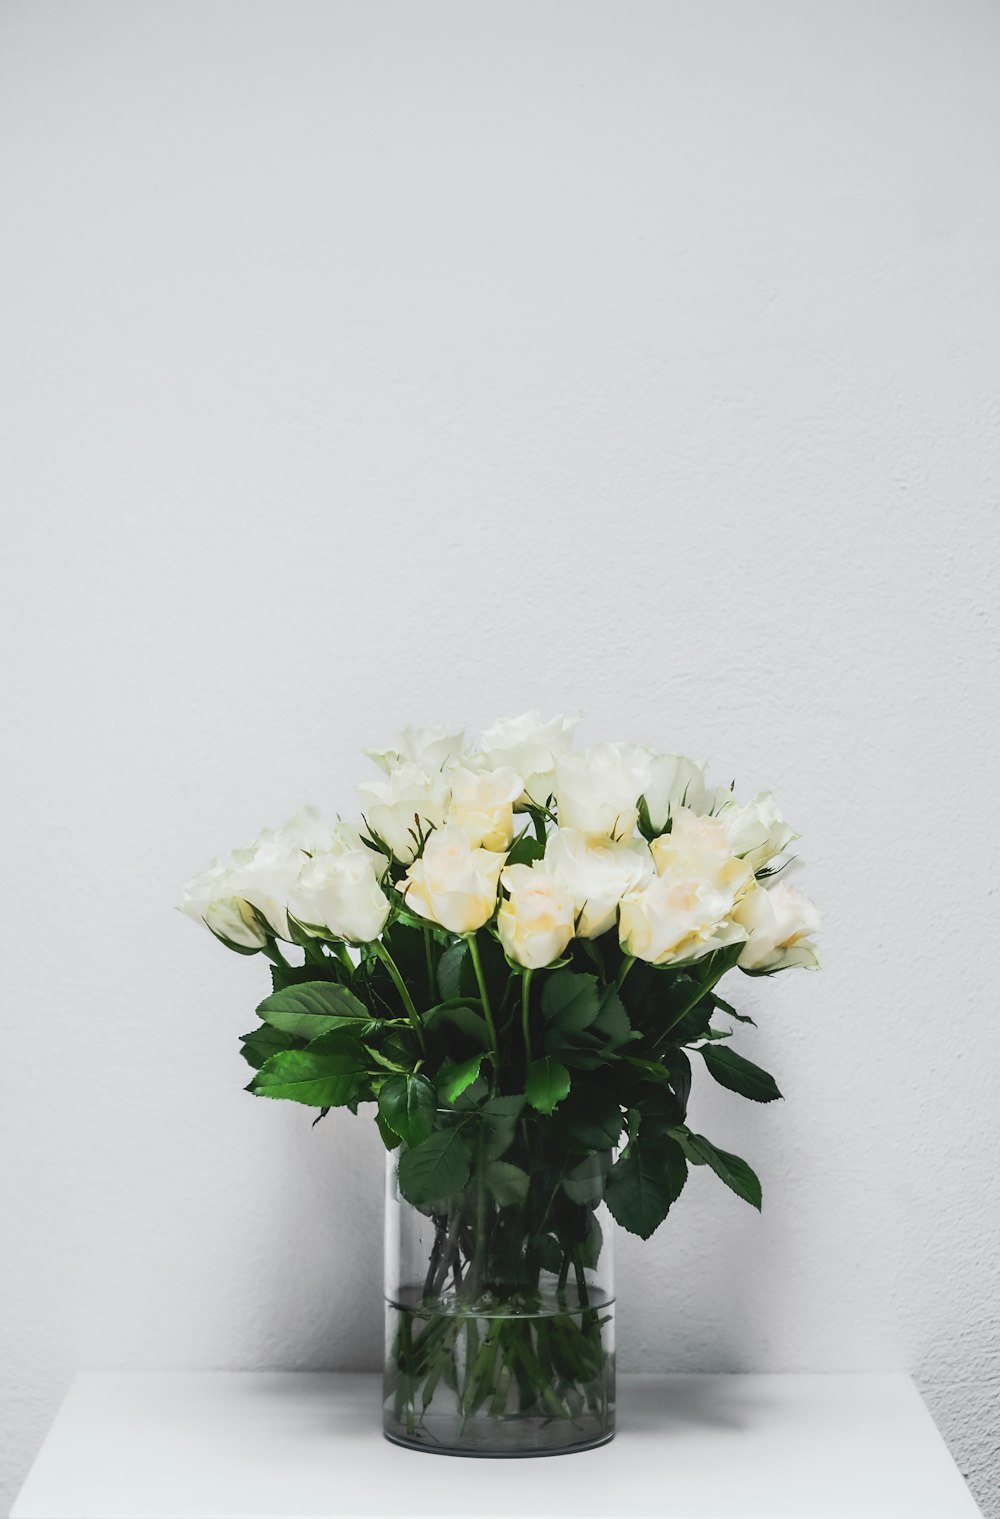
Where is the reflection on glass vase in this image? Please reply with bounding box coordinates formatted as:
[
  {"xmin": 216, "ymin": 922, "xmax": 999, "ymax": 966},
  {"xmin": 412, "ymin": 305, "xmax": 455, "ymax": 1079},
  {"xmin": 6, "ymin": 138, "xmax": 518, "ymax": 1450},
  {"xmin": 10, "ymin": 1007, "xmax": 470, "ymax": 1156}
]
[{"xmin": 383, "ymin": 1106, "xmax": 615, "ymax": 1457}]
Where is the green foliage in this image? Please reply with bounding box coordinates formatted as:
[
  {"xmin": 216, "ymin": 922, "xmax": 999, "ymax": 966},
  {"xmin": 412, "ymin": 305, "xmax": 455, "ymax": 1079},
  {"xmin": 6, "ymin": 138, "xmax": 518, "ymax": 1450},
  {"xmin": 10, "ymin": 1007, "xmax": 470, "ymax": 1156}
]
[
  {"xmin": 486, "ymin": 1160, "xmax": 530, "ymax": 1206},
  {"xmin": 480, "ymin": 1094, "xmax": 524, "ymax": 1160},
  {"xmin": 375, "ymin": 1110, "xmax": 402, "ymax": 1151},
  {"xmin": 378, "ymin": 1072, "xmax": 436, "ymax": 1146},
  {"xmin": 436, "ymin": 942, "xmax": 469, "ymax": 1001},
  {"xmin": 239, "ymin": 1025, "xmax": 301, "ymax": 1070},
  {"xmin": 247, "ymin": 1033, "xmax": 368, "ymax": 1107},
  {"xmin": 541, "ymin": 971, "xmax": 601, "ymax": 1033},
  {"xmin": 674, "ymin": 1129, "xmax": 762, "ymax": 1209},
  {"xmin": 562, "ymin": 1151, "xmax": 612, "ymax": 1206},
  {"xmin": 699, "ymin": 1045, "xmax": 782, "ymax": 1103},
  {"xmin": 256, "ymin": 981, "xmax": 379, "ymax": 1039},
  {"xmin": 268, "ymin": 956, "xmax": 343, "ymax": 993},
  {"xmin": 424, "ymin": 1001, "xmax": 490, "ymax": 1048},
  {"xmin": 605, "ymin": 1134, "xmax": 687, "ymax": 1239},
  {"xmin": 550, "ymin": 1087, "xmax": 624, "ymax": 1153},
  {"xmin": 397, "ymin": 1128, "xmax": 472, "ymax": 1207},
  {"xmin": 504, "ymin": 832, "xmax": 546, "ymax": 867},
  {"xmin": 525, "ymin": 1056, "xmax": 571, "ymax": 1114},
  {"xmin": 591, "ymin": 984, "xmax": 632, "ymax": 1045},
  {"xmin": 440, "ymin": 1054, "xmax": 484, "ymax": 1105},
  {"xmin": 233, "ymin": 914, "xmax": 783, "ymax": 1241}
]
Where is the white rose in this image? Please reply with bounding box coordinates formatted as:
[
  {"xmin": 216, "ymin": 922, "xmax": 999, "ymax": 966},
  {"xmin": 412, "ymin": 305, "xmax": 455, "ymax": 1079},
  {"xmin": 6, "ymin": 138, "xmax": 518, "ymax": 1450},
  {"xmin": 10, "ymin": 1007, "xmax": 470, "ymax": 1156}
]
[
  {"xmin": 290, "ymin": 848, "xmax": 390, "ymax": 944},
  {"xmin": 554, "ymin": 742, "xmax": 652, "ymax": 842},
  {"xmin": 178, "ymin": 857, "xmax": 268, "ymax": 950},
  {"xmin": 544, "ymin": 827, "xmax": 654, "ymax": 939},
  {"xmin": 620, "ymin": 807, "xmax": 752, "ymax": 965},
  {"xmin": 642, "ymin": 754, "xmax": 726, "ymax": 833},
  {"xmin": 649, "ymin": 807, "xmax": 754, "ymax": 902},
  {"xmin": 277, "ymin": 805, "xmax": 340, "ymax": 856},
  {"xmin": 228, "ymin": 828, "xmax": 309, "ymax": 941},
  {"xmin": 716, "ymin": 792, "xmax": 798, "ymax": 872},
  {"xmin": 618, "ymin": 875, "xmax": 747, "ymax": 966},
  {"xmin": 400, "ymin": 824, "xmax": 505, "ymax": 935},
  {"xmin": 366, "ymin": 725, "xmax": 464, "ymax": 775},
  {"xmin": 498, "ymin": 862, "xmax": 576, "ymax": 969},
  {"xmin": 447, "ymin": 765, "xmax": 523, "ymax": 851},
  {"xmin": 479, "ymin": 711, "xmax": 578, "ymax": 807},
  {"xmin": 358, "ymin": 763, "xmax": 451, "ymax": 863},
  {"xmin": 733, "ymin": 880, "xmax": 820, "ymax": 971}
]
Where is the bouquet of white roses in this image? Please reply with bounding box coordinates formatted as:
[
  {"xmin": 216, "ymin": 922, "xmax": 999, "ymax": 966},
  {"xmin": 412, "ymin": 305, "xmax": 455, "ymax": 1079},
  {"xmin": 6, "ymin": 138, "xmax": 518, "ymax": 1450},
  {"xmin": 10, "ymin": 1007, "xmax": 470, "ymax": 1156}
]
[{"xmin": 180, "ymin": 713, "xmax": 818, "ymax": 1453}]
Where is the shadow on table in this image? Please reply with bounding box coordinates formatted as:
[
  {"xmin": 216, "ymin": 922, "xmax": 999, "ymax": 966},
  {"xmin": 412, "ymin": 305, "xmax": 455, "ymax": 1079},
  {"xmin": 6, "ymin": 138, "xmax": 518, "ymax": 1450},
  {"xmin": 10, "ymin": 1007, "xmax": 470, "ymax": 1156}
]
[{"xmin": 619, "ymin": 1375, "xmax": 766, "ymax": 1435}]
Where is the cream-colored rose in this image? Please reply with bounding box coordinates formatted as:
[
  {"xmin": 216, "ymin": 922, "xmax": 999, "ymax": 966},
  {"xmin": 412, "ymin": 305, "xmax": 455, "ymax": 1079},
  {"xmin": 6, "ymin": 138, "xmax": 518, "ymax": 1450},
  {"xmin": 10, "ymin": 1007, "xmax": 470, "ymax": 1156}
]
[
  {"xmin": 290, "ymin": 848, "xmax": 390, "ymax": 944},
  {"xmin": 733, "ymin": 880, "xmax": 820, "ymax": 971},
  {"xmin": 618, "ymin": 874, "xmax": 747, "ymax": 966},
  {"xmin": 479, "ymin": 711, "xmax": 578, "ymax": 807},
  {"xmin": 717, "ymin": 792, "xmax": 798, "ymax": 872},
  {"xmin": 498, "ymin": 862, "xmax": 576, "ymax": 969},
  {"xmin": 642, "ymin": 754, "xmax": 727, "ymax": 832},
  {"xmin": 178, "ymin": 857, "xmax": 268, "ymax": 950},
  {"xmin": 620, "ymin": 807, "xmax": 752, "ymax": 965},
  {"xmin": 554, "ymin": 742, "xmax": 652, "ymax": 841},
  {"xmin": 400, "ymin": 824, "xmax": 504, "ymax": 934},
  {"xmin": 447, "ymin": 765, "xmax": 523, "ymax": 851},
  {"xmin": 649, "ymin": 807, "xmax": 754, "ymax": 902},
  {"xmin": 544, "ymin": 827, "xmax": 654, "ymax": 938},
  {"xmin": 358, "ymin": 763, "xmax": 451, "ymax": 863},
  {"xmin": 365, "ymin": 725, "xmax": 464, "ymax": 775}
]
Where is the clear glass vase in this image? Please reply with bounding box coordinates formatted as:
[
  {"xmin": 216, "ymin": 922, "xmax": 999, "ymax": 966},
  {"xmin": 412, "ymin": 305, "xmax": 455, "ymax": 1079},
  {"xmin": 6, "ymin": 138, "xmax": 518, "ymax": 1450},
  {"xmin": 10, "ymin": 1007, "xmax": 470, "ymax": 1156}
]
[{"xmin": 383, "ymin": 1106, "xmax": 615, "ymax": 1456}]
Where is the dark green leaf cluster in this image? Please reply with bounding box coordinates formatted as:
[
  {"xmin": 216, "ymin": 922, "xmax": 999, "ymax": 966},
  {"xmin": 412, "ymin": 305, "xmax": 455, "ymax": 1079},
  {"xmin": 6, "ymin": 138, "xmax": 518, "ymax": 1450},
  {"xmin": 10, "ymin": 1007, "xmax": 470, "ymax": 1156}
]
[{"xmin": 238, "ymin": 915, "xmax": 784, "ymax": 1241}]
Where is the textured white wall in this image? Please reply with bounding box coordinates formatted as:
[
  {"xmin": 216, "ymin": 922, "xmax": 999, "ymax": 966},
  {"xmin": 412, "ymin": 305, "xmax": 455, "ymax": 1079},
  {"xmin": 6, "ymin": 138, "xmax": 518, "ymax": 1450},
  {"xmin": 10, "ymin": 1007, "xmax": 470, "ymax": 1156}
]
[{"xmin": 2, "ymin": 0, "xmax": 998, "ymax": 1512}]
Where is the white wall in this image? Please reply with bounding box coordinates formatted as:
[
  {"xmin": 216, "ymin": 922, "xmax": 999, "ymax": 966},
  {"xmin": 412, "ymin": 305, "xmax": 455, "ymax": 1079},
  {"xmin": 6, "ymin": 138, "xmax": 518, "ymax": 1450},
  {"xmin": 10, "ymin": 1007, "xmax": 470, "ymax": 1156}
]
[{"xmin": 2, "ymin": 0, "xmax": 998, "ymax": 1511}]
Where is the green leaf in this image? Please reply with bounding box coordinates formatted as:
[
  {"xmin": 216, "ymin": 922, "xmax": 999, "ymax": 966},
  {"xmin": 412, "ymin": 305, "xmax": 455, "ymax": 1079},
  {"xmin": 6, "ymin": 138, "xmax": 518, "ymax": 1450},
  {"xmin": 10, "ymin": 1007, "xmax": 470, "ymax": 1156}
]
[
  {"xmin": 605, "ymin": 1135, "xmax": 687, "ymax": 1240},
  {"xmin": 375, "ymin": 1111, "xmax": 402, "ymax": 1151},
  {"xmin": 247, "ymin": 1036, "xmax": 367, "ymax": 1107},
  {"xmin": 256, "ymin": 981, "xmax": 376, "ymax": 1039},
  {"xmin": 699, "ymin": 1045, "xmax": 782, "ymax": 1103},
  {"xmin": 481, "ymin": 1094, "xmax": 525, "ymax": 1160},
  {"xmin": 268, "ymin": 957, "xmax": 342, "ymax": 993},
  {"xmin": 504, "ymin": 832, "xmax": 546, "ymax": 867},
  {"xmin": 578, "ymin": 1214, "xmax": 604, "ymax": 1270},
  {"xmin": 377, "ymin": 1073, "xmax": 436, "ymax": 1146},
  {"xmin": 486, "ymin": 1160, "xmax": 530, "ymax": 1206},
  {"xmin": 713, "ymin": 995, "xmax": 755, "ymax": 1026},
  {"xmin": 525, "ymin": 1056, "xmax": 571, "ymax": 1114},
  {"xmin": 397, "ymin": 1128, "xmax": 472, "ymax": 1207},
  {"xmin": 424, "ymin": 1001, "xmax": 490, "ymax": 1047},
  {"xmin": 664, "ymin": 1048, "xmax": 692, "ymax": 1114},
  {"xmin": 590, "ymin": 984, "xmax": 632, "ymax": 1045},
  {"xmin": 675, "ymin": 1130, "xmax": 762, "ymax": 1209},
  {"xmin": 441, "ymin": 1054, "xmax": 484, "ymax": 1105},
  {"xmin": 562, "ymin": 1151, "xmax": 612, "ymax": 1206},
  {"xmin": 538, "ymin": 1234, "xmax": 563, "ymax": 1274},
  {"xmin": 552, "ymin": 1090, "xmax": 624, "ymax": 1152},
  {"xmin": 239, "ymin": 1025, "xmax": 300, "ymax": 1070},
  {"xmin": 436, "ymin": 942, "xmax": 468, "ymax": 1001},
  {"xmin": 541, "ymin": 971, "xmax": 601, "ymax": 1033}
]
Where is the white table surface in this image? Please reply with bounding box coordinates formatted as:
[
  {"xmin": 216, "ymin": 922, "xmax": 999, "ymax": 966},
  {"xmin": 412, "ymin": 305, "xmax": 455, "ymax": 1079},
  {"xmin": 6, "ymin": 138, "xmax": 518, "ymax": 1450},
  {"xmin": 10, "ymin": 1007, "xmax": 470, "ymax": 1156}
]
[{"xmin": 10, "ymin": 1371, "xmax": 981, "ymax": 1519}]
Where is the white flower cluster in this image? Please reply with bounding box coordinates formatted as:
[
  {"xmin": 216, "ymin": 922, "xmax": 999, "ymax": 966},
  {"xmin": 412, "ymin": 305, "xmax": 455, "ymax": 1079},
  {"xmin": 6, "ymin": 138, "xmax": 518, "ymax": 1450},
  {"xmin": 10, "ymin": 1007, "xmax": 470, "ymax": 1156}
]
[{"xmin": 180, "ymin": 713, "xmax": 819, "ymax": 975}]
